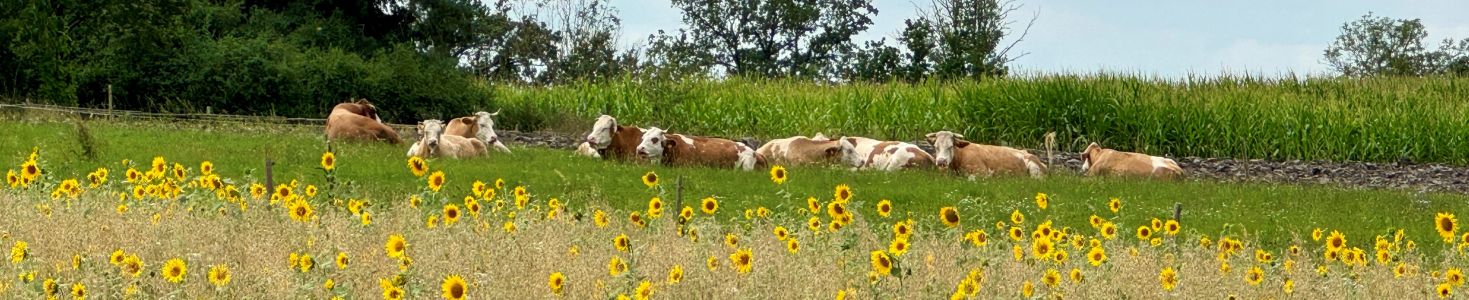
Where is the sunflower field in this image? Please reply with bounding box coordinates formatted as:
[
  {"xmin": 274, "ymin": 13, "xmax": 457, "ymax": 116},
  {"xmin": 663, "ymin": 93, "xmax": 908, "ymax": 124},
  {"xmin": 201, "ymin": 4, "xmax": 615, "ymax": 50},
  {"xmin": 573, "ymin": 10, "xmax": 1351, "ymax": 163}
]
[{"xmin": 2, "ymin": 117, "xmax": 1469, "ymax": 298}]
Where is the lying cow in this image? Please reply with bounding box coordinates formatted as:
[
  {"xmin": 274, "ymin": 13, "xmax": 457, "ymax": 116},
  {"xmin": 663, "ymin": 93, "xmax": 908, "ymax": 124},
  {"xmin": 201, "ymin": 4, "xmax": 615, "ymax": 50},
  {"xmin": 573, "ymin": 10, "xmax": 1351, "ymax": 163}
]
[
  {"xmin": 584, "ymin": 115, "xmax": 645, "ymax": 161},
  {"xmin": 1080, "ymin": 142, "xmax": 1183, "ymax": 179},
  {"xmin": 756, "ymin": 133, "xmax": 841, "ymax": 166},
  {"xmin": 406, "ymin": 120, "xmax": 486, "ymax": 159},
  {"xmin": 441, "ymin": 111, "xmax": 511, "ymax": 153},
  {"xmin": 925, "ymin": 131, "xmax": 1045, "ymax": 178},
  {"xmin": 325, "ymin": 99, "xmax": 402, "ymax": 144},
  {"xmin": 837, "ymin": 136, "xmax": 933, "ymax": 171},
  {"xmin": 635, "ymin": 127, "xmax": 760, "ymax": 170}
]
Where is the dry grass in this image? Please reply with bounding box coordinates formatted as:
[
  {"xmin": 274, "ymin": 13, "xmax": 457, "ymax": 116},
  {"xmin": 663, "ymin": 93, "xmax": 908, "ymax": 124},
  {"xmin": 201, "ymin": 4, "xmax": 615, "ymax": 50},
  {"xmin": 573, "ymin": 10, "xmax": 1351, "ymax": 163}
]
[{"xmin": 0, "ymin": 178, "xmax": 1455, "ymax": 299}]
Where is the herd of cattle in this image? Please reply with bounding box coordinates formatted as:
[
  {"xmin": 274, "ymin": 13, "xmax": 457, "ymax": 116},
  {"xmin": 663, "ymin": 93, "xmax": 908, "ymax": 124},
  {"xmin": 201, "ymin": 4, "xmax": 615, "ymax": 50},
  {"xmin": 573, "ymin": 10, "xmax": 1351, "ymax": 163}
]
[{"xmin": 323, "ymin": 100, "xmax": 1184, "ymax": 179}]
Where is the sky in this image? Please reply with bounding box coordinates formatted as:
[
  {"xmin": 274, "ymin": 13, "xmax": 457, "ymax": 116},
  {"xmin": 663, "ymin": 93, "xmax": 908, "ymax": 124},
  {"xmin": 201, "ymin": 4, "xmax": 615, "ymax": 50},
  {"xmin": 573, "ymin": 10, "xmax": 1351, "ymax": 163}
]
[{"xmin": 607, "ymin": 0, "xmax": 1469, "ymax": 78}]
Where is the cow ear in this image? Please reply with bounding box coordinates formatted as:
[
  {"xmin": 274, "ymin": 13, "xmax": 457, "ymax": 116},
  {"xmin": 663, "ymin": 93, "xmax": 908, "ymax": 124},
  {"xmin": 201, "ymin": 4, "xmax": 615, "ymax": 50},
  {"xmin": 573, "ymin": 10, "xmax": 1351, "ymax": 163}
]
[
  {"xmin": 845, "ymin": 137, "xmax": 856, "ymax": 146},
  {"xmin": 825, "ymin": 146, "xmax": 840, "ymax": 156},
  {"xmin": 953, "ymin": 133, "xmax": 964, "ymax": 139},
  {"xmin": 925, "ymin": 133, "xmax": 937, "ymax": 142},
  {"xmin": 662, "ymin": 138, "xmax": 676, "ymax": 149},
  {"xmin": 954, "ymin": 140, "xmax": 970, "ymax": 147}
]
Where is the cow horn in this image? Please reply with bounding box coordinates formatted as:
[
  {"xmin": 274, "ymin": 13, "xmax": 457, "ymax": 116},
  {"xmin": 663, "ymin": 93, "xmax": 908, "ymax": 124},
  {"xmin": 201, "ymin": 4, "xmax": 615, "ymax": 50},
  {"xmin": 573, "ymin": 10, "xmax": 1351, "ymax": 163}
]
[{"xmin": 489, "ymin": 109, "xmax": 500, "ymax": 116}]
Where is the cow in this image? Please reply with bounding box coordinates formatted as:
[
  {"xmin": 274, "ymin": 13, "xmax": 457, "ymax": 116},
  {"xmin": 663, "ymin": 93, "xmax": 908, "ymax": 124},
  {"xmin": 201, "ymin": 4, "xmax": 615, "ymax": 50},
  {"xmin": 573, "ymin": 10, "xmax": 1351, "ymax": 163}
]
[
  {"xmin": 325, "ymin": 99, "xmax": 402, "ymax": 144},
  {"xmin": 584, "ymin": 115, "xmax": 646, "ymax": 161},
  {"xmin": 756, "ymin": 133, "xmax": 842, "ymax": 166},
  {"xmin": 925, "ymin": 131, "xmax": 1046, "ymax": 178},
  {"xmin": 406, "ymin": 120, "xmax": 486, "ymax": 159},
  {"xmin": 1080, "ymin": 142, "xmax": 1183, "ymax": 179},
  {"xmin": 574, "ymin": 142, "xmax": 601, "ymax": 158},
  {"xmin": 635, "ymin": 127, "xmax": 760, "ymax": 170},
  {"xmin": 836, "ymin": 136, "xmax": 934, "ymax": 171},
  {"xmin": 442, "ymin": 111, "xmax": 511, "ymax": 153}
]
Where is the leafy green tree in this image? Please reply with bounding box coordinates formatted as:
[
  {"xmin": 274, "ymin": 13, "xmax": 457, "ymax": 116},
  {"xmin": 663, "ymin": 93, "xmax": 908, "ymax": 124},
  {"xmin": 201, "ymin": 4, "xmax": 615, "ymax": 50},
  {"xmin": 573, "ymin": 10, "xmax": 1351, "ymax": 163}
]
[
  {"xmin": 667, "ymin": 0, "xmax": 876, "ymax": 79},
  {"xmin": 1324, "ymin": 12, "xmax": 1469, "ymax": 76}
]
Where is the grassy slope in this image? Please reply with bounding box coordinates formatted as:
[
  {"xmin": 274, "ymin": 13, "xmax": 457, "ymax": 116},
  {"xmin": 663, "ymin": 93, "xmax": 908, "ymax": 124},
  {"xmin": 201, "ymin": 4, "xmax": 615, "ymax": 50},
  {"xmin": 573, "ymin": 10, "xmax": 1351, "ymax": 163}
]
[{"xmin": 1, "ymin": 117, "xmax": 1464, "ymax": 252}]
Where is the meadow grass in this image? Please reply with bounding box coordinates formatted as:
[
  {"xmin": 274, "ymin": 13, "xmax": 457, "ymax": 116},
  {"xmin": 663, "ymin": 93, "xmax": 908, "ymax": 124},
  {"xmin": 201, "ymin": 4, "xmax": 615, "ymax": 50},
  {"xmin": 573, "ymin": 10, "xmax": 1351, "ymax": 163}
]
[
  {"xmin": 2, "ymin": 117, "xmax": 1469, "ymax": 298},
  {"xmin": 492, "ymin": 75, "xmax": 1469, "ymax": 164}
]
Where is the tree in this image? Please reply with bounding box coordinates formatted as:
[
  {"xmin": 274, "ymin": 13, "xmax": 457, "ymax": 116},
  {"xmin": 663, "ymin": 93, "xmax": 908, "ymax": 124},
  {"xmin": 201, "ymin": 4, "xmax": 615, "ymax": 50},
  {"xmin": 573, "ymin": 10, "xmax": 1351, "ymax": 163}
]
[
  {"xmin": 667, "ymin": 0, "xmax": 876, "ymax": 79},
  {"xmin": 1324, "ymin": 12, "xmax": 1469, "ymax": 77},
  {"xmin": 921, "ymin": 0, "xmax": 1031, "ymax": 79}
]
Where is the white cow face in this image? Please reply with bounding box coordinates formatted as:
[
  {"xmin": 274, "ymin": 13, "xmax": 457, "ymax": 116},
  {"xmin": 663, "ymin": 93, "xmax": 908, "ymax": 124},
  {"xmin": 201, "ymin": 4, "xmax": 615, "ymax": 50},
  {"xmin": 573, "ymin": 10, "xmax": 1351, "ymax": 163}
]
[
  {"xmin": 837, "ymin": 137, "xmax": 863, "ymax": 167},
  {"xmin": 925, "ymin": 131, "xmax": 964, "ymax": 168},
  {"xmin": 635, "ymin": 127, "xmax": 670, "ymax": 161},
  {"xmin": 586, "ymin": 115, "xmax": 617, "ymax": 149},
  {"xmin": 474, "ymin": 111, "xmax": 511, "ymax": 153},
  {"xmin": 416, "ymin": 120, "xmax": 447, "ymax": 157},
  {"xmin": 1080, "ymin": 142, "xmax": 1103, "ymax": 172}
]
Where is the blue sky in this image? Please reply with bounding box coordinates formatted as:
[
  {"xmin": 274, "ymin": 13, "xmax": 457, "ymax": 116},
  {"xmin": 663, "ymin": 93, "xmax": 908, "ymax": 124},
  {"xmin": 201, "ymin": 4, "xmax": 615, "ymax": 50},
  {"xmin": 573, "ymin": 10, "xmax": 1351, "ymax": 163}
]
[{"xmin": 608, "ymin": 0, "xmax": 1469, "ymax": 78}]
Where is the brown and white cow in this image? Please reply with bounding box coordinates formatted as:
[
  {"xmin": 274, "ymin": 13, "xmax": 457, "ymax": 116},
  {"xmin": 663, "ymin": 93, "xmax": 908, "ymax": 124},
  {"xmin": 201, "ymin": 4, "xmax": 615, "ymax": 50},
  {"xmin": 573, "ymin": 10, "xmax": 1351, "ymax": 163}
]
[
  {"xmin": 443, "ymin": 111, "xmax": 511, "ymax": 153},
  {"xmin": 635, "ymin": 127, "xmax": 760, "ymax": 170},
  {"xmin": 584, "ymin": 115, "xmax": 646, "ymax": 161},
  {"xmin": 836, "ymin": 136, "xmax": 934, "ymax": 171},
  {"xmin": 406, "ymin": 120, "xmax": 486, "ymax": 159},
  {"xmin": 925, "ymin": 131, "xmax": 1045, "ymax": 178},
  {"xmin": 325, "ymin": 99, "xmax": 402, "ymax": 144},
  {"xmin": 1080, "ymin": 142, "xmax": 1183, "ymax": 179},
  {"xmin": 756, "ymin": 134, "xmax": 842, "ymax": 166}
]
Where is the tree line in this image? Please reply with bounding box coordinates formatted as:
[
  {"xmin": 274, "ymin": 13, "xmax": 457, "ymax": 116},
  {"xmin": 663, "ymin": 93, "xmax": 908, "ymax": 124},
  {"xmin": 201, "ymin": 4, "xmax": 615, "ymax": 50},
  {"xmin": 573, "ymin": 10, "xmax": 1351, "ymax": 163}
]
[{"xmin": 0, "ymin": 1, "xmax": 1464, "ymax": 121}]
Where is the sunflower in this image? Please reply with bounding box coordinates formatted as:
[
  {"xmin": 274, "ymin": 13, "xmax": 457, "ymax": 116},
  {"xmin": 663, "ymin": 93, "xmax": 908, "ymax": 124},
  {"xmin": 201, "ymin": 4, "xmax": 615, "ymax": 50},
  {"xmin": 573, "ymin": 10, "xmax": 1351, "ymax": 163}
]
[
  {"xmin": 679, "ymin": 206, "xmax": 694, "ymax": 222},
  {"xmin": 304, "ymin": 185, "xmax": 318, "ymax": 198},
  {"xmin": 641, "ymin": 171, "xmax": 659, "ymax": 188},
  {"xmin": 208, "ymin": 264, "xmax": 231, "ymax": 287},
  {"xmin": 635, "ymin": 280, "xmax": 653, "ymax": 300},
  {"xmin": 548, "ymin": 272, "xmax": 566, "ymax": 295},
  {"xmin": 288, "ymin": 200, "xmax": 314, "ymax": 223},
  {"xmin": 889, "ymin": 237, "xmax": 910, "ymax": 257},
  {"xmin": 162, "ymin": 258, "xmax": 187, "ymax": 283},
  {"xmin": 965, "ymin": 230, "xmax": 989, "ymax": 247},
  {"xmin": 769, "ymin": 165, "xmax": 788, "ymax": 184},
  {"xmin": 71, "ymin": 282, "xmax": 85, "ymax": 299},
  {"xmin": 630, "ymin": 212, "xmax": 646, "ymax": 228},
  {"xmin": 1164, "ymin": 220, "xmax": 1181, "ymax": 235},
  {"xmin": 171, "ymin": 162, "xmax": 186, "ymax": 180},
  {"xmin": 808, "ymin": 217, "xmax": 822, "ymax": 232},
  {"xmin": 503, "ymin": 221, "xmax": 516, "ymax": 233},
  {"xmin": 407, "ymin": 156, "xmax": 428, "ymax": 177},
  {"xmin": 833, "ymin": 184, "xmax": 852, "ymax": 202},
  {"xmin": 297, "ymin": 253, "xmax": 316, "ymax": 273},
  {"xmin": 10, "ymin": 241, "xmax": 27, "ymax": 263},
  {"xmin": 1440, "ymin": 212, "xmax": 1459, "ymax": 243},
  {"xmin": 442, "ymin": 274, "xmax": 468, "ymax": 300},
  {"xmin": 1136, "ymin": 226, "xmax": 1153, "ymax": 240},
  {"xmin": 667, "ymin": 265, "xmax": 684, "ymax": 284},
  {"xmin": 608, "ymin": 257, "xmax": 628, "ymax": 276},
  {"xmin": 1087, "ymin": 247, "xmax": 1107, "ymax": 266},
  {"xmin": 44, "ymin": 278, "xmax": 57, "ymax": 296},
  {"xmin": 889, "ymin": 219, "xmax": 912, "ymax": 237},
  {"xmin": 1032, "ymin": 237, "xmax": 1054, "ymax": 259},
  {"xmin": 1283, "ymin": 278, "xmax": 1295, "ymax": 294},
  {"xmin": 696, "ymin": 197, "xmax": 719, "ymax": 215},
  {"xmin": 443, "ymin": 204, "xmax": 462, "ymax": 225},
  {"xmin": 1108, "ymin": 197, "xmax": 1121, "ymax": 213},
  {"xmin": 1021, "ymin": 280, "xmax": 1035, "ymax": 297},
  {"xmin": 939, "ymin": 206, "xmax": 960, "ymax": 228},
  {"xmin": 1256, "ymin": 249, "xmax": 1274, "ymax": 263},
  {"xmin": 1042, "ymin": 268, "xmax": 1061, "ymax": 287},
  {"xmin": 870, "ymin": 251, "xmax": 893, "ymax": 276},
  {"xmin": 614, "ymin": 234, "xmax": 631, "ymax": 252},
  {"xmin": 1035, "ymin": 192, "xmax": 1049, "ymax": 209},
  {"xmin": 427, "ymin": 171, "xmax": 446, "ymax": 193},
  {"xmin": 1010, "ymin": 209, "xmax": 1024, "ymax": 225},
  {"xmin": 807, "ymin": 197, "xmax": 821, "ymax": 214},
  {"xmin": 706, "ymin": 256, "xmax": 720, "ymax": 271},
  {"xmin": 6, "ymin": 169, "xmax": 17, "ymax": 187},
  {"xmin": 1159, "ymin": 267, "xmax": 1177, "ymax": 291},
  {"xmin": 730, "ymin": 248, "xmax": 754, "ymax": 274},
  {"xmin": 385, "ymin": 234, "xmax": 408, "ymax": 259},
  {"xmin": 1449, "ymin": 268, "xmax": 1465, "ymax": 286},
  {"xmin": 643, "ymin": 197, "xmax": 664, "ymax": 218},
  {"xmin": 1245, "ymin": 266, "xmax": 1264, "ymax": 285},
  {"xmin": 774, "ymin": 226, "xmax": 790, "ymax": 241},
  {"xmin": 382, "ymin": 284, "xmax": 405, "ymax": 300},
  {"xmin": 1395, "ymin": 263, "xmax": 1409, "ymax": 278},
  {"xmin": 120, "ymin": 255, "xmax": 143, "ymax": 277},
  {"xmin": 1326, "ymin": 230, "xmax": 1347, "ymax": 251},
  {"xmin": 594, "ymin": 210, "xmax": 610, "ymax": 227},
  {"xmin": 21, "ymin": 159, "xmax": 40, "ymax": 181},
  {"xmin": 786, "ymin": 238, "xmax": 800, "ymax": 254},
  {"xmin": 334, "ymin": 252, "xmax": 349, "ymax": 269}
]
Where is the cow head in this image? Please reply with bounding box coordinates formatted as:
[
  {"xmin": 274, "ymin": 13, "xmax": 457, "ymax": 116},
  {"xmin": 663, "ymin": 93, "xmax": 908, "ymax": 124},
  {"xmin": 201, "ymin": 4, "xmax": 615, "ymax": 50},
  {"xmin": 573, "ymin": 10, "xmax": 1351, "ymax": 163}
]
[
  {"xmin": 473, "ymin": 111, "xmax": 511, "ymax": 153},
  {"xmin": 1080, "ymin": 142, "xmax": 1103, "ymax": 172},
  {"xmin": 635, "ymin": 127, "xmax": 672, "ymax": 161},
  {"xmin": 413, "ymin": 120, "xmax": 447, "ymax": 157},
  {"xmin": 355, "ymin": 98, "xmax": 383, "ymax": 123},
  {"xmin": 926, "ymin": 131, "xmax": 968, "ymax": 168},
  {"xmin": 586, "ymin": 115, "xmax": 618, "ymax": 149},
  {"xmin": 836, "ymin": 137, "xmax": 863, "ymax": 167}
]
